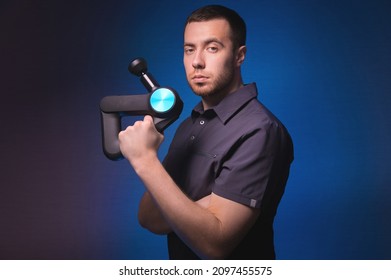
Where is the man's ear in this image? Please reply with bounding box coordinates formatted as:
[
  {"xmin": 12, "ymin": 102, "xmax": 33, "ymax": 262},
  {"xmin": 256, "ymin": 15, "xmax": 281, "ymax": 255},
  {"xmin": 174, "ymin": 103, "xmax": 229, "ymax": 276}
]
[{"xmin": 236, "ymin": 45, "xmax": 247, "ymax": 66}]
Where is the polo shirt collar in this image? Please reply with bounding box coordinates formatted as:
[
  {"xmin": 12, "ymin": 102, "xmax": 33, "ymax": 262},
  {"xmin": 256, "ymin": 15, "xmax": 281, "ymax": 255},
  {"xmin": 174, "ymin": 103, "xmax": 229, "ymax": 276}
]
[{"xmin": 192, "ymin": 83, "xmax": 258, "ymax": 124}]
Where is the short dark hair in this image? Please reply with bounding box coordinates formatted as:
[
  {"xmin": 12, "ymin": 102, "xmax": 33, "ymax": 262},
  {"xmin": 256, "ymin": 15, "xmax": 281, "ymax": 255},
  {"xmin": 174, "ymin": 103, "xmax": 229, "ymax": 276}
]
[{"xmin": 185, "ymin": 5, "xmax": 246, "ymax": 49}]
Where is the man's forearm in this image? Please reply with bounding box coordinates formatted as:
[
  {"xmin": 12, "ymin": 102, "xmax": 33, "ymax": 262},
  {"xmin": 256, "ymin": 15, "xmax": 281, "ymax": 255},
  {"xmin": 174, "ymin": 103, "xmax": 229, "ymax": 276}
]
[
  {"xmin": 138, "ymin": 191, "xmax": 172, "ymax": 234},
  {"xmin": 133, "ymin": 156, "xmax": 226, "ymax": 259}
]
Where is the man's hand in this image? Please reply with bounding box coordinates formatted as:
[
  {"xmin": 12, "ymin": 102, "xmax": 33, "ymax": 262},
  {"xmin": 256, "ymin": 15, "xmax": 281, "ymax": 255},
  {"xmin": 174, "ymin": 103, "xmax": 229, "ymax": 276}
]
[{"xmin": 118, "ymin": 115, "xmax": 164, "ymax": 169}]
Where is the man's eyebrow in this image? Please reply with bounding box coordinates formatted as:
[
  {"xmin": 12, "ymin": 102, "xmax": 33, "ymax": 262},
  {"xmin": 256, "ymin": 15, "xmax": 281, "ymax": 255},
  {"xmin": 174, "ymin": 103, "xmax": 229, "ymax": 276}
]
[
  {"xmin": 205, "ymin": 38, "xmax": 224, "ymax": 46},
  {"xmin": 184, "ymin": 38, "xmax": 225, "ymax": 47}
]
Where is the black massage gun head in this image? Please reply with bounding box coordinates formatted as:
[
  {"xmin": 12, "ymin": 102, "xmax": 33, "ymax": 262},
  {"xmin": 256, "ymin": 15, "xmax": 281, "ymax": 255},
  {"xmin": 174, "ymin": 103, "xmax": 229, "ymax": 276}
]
[
  {"xmin": 128, "ymin": 57, "xmax": 160, "ymax": 92},
  {"xmin": 128, "ymin": 57, "xmax": 147, "ymax": 77}
]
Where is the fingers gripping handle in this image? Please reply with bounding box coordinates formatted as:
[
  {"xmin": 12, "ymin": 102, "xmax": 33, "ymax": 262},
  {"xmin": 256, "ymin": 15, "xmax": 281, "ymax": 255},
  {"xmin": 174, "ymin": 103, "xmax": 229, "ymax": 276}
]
[{"xmin": 99, "ymin": 58, "xmax": 183, "ymax": 161}]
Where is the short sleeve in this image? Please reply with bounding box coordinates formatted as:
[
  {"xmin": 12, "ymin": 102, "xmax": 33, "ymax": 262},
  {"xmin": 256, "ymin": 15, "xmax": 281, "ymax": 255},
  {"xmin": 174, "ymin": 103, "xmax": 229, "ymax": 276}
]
[{"xmin": 212, "ymin": 124, "xmax": 279, "ymax": 208}]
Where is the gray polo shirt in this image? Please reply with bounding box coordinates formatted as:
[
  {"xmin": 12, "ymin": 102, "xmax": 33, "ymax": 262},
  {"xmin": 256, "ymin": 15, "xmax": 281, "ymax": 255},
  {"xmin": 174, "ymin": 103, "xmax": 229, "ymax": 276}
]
[{"xmin": 163, "ymin": 83, "xmax": 294, "ymax": 259}]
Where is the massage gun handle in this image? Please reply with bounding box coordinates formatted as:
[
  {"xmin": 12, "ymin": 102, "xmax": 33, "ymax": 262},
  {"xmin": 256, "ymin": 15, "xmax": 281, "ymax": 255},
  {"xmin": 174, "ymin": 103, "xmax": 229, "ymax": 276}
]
[
  {"xmin": 100, "ymin": 93, "xmax": 183, "ymax": 161},
  {"xmin": 100, "ymin": 111, "xmax": 123, "ymax": 160},
  {"xmin": 99, "ymin": 112, "xmax": 175, "ymax": 161}
]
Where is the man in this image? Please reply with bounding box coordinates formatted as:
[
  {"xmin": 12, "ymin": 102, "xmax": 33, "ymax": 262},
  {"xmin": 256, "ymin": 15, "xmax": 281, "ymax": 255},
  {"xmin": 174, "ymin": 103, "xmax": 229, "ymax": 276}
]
[{"xmin": 119, "ymin": 5, "xmax": 294, "ymax": 259}]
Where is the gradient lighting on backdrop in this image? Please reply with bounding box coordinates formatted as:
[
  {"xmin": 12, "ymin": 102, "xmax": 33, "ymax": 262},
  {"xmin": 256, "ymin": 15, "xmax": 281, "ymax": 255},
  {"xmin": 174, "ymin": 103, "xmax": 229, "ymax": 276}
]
[{"xmin": 1, "ymin": 0, "xmax": 390, "ymax": 260}]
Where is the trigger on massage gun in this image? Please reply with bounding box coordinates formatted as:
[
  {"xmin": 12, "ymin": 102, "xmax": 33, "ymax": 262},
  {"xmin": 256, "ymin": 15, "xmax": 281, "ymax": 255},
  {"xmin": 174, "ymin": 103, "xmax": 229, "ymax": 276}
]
[{"xmin": 99, "ymin": 57, "xmax": 183, "ymax": 160}]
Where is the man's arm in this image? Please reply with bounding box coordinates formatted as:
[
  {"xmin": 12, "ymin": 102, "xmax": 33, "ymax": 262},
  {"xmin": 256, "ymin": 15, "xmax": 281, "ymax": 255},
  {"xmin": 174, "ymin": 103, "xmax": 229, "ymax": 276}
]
[
  {"xmin": 138, "ymin": 191, "xmax": 213, "ymax": 234},
  {"xmin": 119, "ymin": 116, "xmax": 260, "ymax": 259}
]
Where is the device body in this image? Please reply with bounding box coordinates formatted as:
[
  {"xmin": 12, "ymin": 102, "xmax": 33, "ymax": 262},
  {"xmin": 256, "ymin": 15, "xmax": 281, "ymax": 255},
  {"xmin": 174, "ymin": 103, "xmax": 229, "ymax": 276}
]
[{"xmin": 100, "ymin": 58, "xmax": 183, "ymax": 160}]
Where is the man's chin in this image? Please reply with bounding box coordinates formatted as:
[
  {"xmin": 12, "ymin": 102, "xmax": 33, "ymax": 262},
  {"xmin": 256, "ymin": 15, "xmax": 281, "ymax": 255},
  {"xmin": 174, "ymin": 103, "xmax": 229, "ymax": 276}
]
[{"xmin": 191, "ymin": 84, "xmax": 212, "ymax": 97}]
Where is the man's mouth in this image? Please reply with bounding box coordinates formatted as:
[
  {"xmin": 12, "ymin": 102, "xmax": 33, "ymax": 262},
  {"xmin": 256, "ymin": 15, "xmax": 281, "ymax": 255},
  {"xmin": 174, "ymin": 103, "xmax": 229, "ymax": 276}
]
[{"xmin": 192, "ymin": 75, "xmax": 208, "ymax": 83}]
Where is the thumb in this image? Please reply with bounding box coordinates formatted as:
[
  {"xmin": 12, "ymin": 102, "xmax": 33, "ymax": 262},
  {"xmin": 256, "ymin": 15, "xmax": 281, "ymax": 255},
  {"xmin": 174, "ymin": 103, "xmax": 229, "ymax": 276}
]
[
  {"xmin": 144, "ymin": 115, "xmax": 154, "ymax": 123},
  {"xmin": 144, "ymin": 115, "xmax": 159, "ymax": 133}
]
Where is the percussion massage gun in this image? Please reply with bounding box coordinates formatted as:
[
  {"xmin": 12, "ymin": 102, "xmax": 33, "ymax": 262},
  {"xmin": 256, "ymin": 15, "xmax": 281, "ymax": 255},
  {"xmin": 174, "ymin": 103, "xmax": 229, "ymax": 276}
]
[{"xmin": 100, "ymin": 58, "xmax": 183, "ymax": 160}]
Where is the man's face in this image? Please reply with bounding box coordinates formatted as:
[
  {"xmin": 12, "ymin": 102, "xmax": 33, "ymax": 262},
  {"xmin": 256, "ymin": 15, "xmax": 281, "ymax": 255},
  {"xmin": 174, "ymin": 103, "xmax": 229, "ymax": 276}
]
[{"xmin": 183, "ymin": 19, "xmax": 237, "ymax": 98}]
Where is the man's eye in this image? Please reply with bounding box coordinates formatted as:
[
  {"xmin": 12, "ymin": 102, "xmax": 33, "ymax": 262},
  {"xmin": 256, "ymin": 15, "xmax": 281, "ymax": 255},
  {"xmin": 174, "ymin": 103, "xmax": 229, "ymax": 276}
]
[
  {"xmin": 207, "ymin": 47, "xmax": 218, "ymax": 53},
  {"xmin": 184, "ymin": 48, "xmax": 194, "ymax": 54}
]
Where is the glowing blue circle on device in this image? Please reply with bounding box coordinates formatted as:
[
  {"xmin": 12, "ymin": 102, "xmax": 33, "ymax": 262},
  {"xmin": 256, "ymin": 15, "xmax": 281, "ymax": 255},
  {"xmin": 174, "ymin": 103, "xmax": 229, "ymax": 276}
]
[{"xmin": 150, "ymin": 88, "xmax": 176, "ymax": 113}]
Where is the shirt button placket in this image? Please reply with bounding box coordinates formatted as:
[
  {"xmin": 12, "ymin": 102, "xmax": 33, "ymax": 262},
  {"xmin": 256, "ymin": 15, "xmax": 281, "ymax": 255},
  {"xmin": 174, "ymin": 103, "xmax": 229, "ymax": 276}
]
[{"xmin": 190, "ymin": 119, "xmax": 206, "ymax": 142}]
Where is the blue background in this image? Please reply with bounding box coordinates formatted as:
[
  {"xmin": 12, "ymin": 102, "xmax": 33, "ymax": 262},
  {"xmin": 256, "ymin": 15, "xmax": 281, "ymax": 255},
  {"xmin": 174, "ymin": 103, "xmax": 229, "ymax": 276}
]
[{"xmin": 1, "ymin": 0, "xmax": 390, "ymax": 259}]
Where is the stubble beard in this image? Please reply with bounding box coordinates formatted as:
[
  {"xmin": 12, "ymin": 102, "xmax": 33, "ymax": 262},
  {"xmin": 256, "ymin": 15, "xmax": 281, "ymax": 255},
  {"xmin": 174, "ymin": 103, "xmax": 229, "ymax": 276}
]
[{"xmin": 188, "ymin": 61, "xmax": 236, "ymax": 99}]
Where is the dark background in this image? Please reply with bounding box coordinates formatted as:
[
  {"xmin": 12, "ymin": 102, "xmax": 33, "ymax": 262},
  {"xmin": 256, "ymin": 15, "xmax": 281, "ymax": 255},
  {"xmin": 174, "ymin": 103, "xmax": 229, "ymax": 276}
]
[{"xmin": 1, "ymin": 0, "xmax": 390, "ymax": 259}]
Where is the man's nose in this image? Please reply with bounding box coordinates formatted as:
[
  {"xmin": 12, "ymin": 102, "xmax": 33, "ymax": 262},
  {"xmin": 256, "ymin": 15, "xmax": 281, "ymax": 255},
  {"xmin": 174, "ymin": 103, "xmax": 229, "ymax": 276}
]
[{"xmin": 192, "ymin": 51, "xmax": 205, "ymax": 69}]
